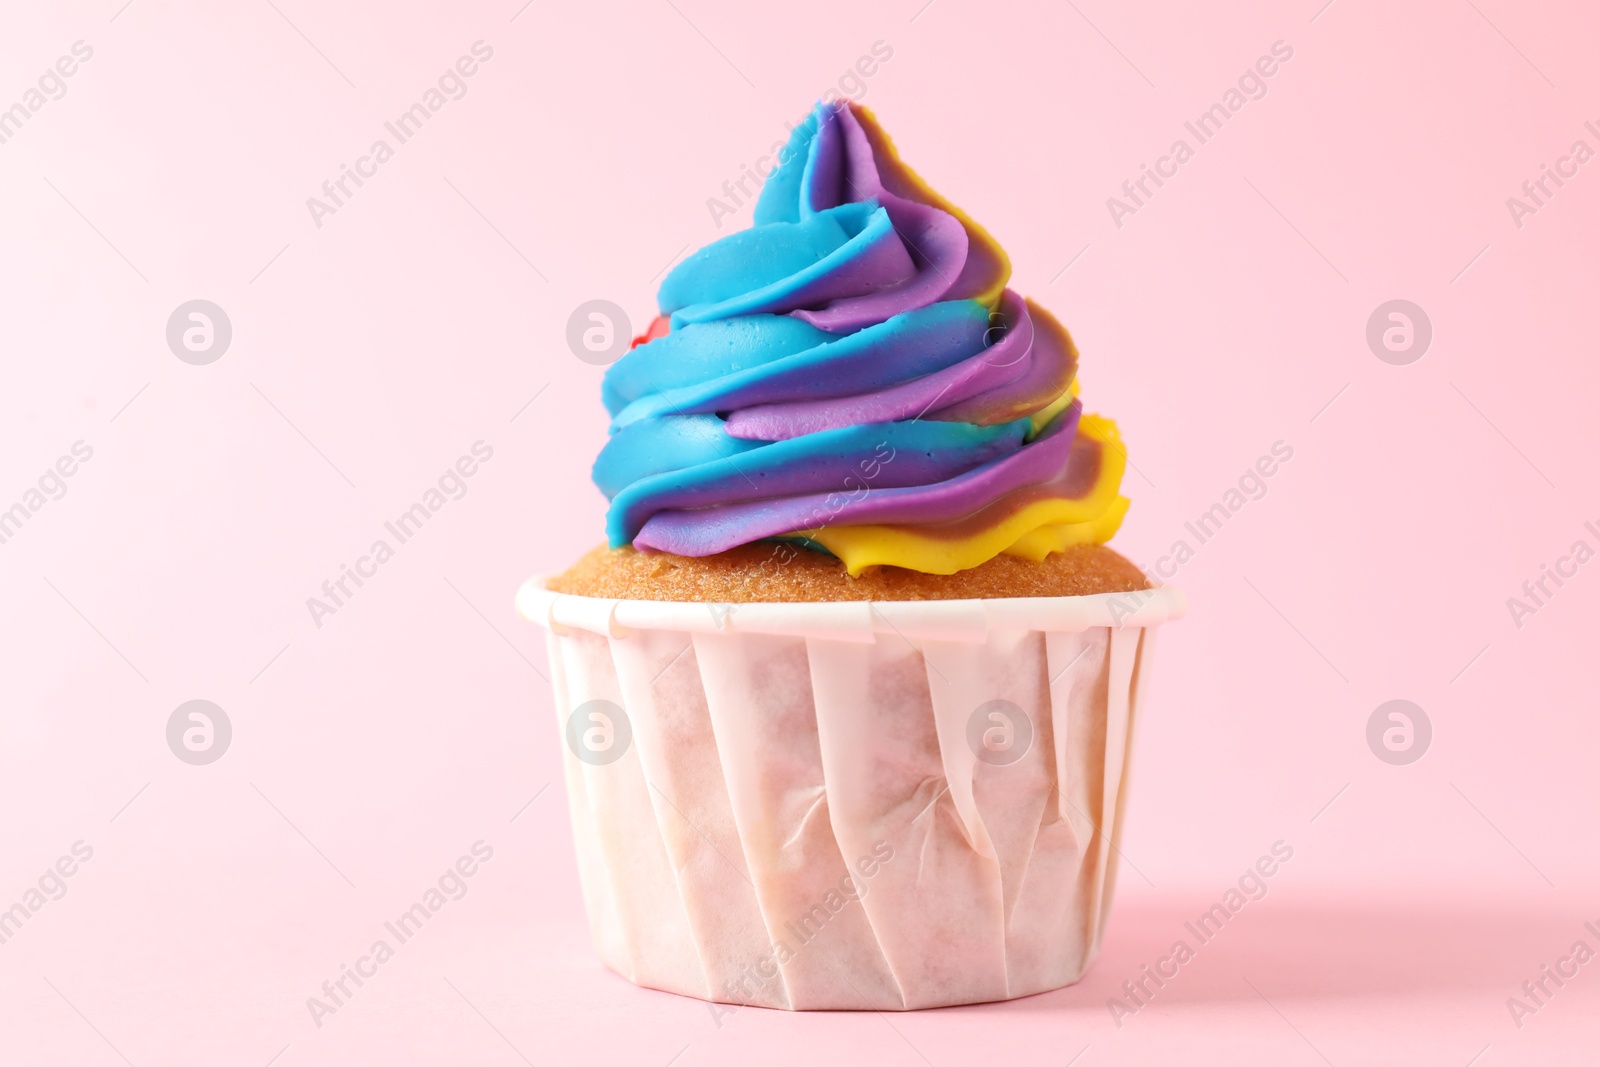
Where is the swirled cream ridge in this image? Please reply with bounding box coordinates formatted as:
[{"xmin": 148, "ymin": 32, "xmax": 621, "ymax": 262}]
[{"xmin": 593, "ymin": 101, "xmax": 1129, "ymax": 576}]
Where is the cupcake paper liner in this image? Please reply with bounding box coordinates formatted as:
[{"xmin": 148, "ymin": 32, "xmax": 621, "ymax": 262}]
[{"xmin": 517, "ymin": 578, "xmax": 1184, "ymax": 1010}]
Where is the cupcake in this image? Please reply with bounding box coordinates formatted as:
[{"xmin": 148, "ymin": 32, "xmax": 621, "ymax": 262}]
[{"xmin": 519, "ymin": 100, "xmax": 1182, "ymax": 1011}]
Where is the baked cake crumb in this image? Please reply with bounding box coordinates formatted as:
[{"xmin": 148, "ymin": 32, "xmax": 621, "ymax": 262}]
[{"xmin": 547, "ymin": 543, "xmax": 1150, "ymax": 603}]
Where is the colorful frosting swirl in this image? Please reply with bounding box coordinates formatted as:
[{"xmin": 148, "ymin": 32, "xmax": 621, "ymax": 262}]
[{"xmin": 593, "ymin": 101, "xmax": 1129, "ymax": 576}]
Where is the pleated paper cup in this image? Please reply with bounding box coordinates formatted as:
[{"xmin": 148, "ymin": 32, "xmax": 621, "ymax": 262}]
[{"xmin": 516, "ymin": 576, "xmax": 1184, "ymax": 1011}]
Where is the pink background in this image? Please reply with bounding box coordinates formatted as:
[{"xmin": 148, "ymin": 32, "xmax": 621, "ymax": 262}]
[{"xmin": 3, "ymin": 0, "xmax": 1598, "ymax": 1063}]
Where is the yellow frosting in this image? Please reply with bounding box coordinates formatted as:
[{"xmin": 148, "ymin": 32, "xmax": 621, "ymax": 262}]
[
  {"xmin": 1026, "ymin": 381, "xmax": 1079, "ymax": 438},
  {"xmin": 801, "ymin": 414, "xmax": 1128, "ymax": 576}
]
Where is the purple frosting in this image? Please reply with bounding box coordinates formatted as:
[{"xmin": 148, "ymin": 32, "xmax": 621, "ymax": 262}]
[
  {"xmin": 593, "ymin": 101, "xmax": 1108, "ymax": 567},
  {"xmin": 633, "ymin": 404, "xmax": 1083, "ymax": 556}
]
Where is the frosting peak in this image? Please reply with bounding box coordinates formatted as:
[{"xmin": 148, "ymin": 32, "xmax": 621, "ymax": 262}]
[{"xmin": 593, "ymin": 101, "xmax": 1129, "ymax": 575}]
